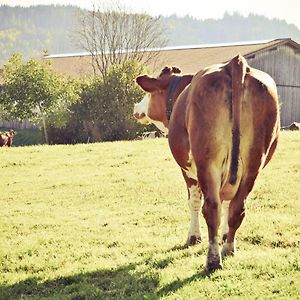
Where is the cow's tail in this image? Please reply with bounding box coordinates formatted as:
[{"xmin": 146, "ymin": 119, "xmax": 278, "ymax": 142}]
[{"xmin": 229, "ymin": 54, "xmax": 248, "ymax": 185}]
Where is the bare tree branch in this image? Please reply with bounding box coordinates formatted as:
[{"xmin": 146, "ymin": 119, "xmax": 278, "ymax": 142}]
[{"xmin": 75, "ymin": 3, "xmax": 167, "ymax": 77}]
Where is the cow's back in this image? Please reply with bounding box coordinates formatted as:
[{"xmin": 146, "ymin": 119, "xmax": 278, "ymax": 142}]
[{"xmin": 183, "ymin": 60, "xmax": 279, "ymax": 196}]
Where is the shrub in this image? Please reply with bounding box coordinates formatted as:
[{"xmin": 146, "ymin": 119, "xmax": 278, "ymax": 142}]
[{"xmin": 47, "ymin": 60, "xmax": 149, "ymax": 144}]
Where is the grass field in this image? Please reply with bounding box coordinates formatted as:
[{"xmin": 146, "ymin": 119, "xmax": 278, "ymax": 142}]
[{"xmin": 0, "ymin": 132, "xmax": 299, "ymax": 299}]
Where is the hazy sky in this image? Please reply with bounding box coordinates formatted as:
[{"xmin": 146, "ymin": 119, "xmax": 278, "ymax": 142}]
[{"xmin": 1, "ymin": 0, "xmax": 300, "ymax": 29}]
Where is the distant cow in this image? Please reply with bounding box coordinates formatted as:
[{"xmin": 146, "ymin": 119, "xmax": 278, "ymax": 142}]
[
  {"xmin": 282, "ymin": 122, "xmax": 300, "ymax": 131},
  {"xmin": 142, "ymin": 131, "xmax": 162, "ymax": 139},
  {"xmin": 0, "ymin": 130, "xmax": 16, "ymax": 147},
  {"xmin": 134, "ymin": 56, "xmax": 280, "ymax": 271}
]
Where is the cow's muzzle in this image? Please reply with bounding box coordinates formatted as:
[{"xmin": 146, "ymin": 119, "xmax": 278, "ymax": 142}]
[{"xmin": 133, "ymin": 112, "xmax": 146, "ymax": 120}]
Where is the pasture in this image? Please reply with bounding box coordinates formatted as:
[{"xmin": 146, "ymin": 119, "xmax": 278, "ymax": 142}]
[{"xmin": 0, "ymin": 132, "xmax": 299, "ymax": 299}]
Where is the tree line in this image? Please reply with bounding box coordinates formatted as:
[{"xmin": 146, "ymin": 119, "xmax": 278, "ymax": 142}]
[{"xmin": 1, "ymin": 5, "xmax": 300, "ymax": 66}]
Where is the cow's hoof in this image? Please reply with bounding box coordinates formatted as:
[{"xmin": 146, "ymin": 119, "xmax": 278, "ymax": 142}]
[
  {"xmin": 205, "ymin": 260, "xmax": 223, "ymax": 272},
  {"xmin": 206, "ymin": 243, "xmax": 222, "ymax": 272},
  {"xmin": 221, "ymin": 242, "xmax": 236, "ymax": 258},
  {"xmin": 222, "ymin": 233, "xmax": 228, "ymax": 243},
  {"xmin": 186, "ymin": 235, "xmax": 201, "ymax": 246}
]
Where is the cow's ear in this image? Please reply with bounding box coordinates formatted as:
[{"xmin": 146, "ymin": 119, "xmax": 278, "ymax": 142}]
[
  {"xmin": 136, "ymin": 75, "xmax": 159, "ymax": 92},
  {"xmin": 159, "ymin": 66, "xmax": 172, "ymax": 77},
  {"xmin": 172, "ymin": 67, "xmax": 181, "ymax": 74}
]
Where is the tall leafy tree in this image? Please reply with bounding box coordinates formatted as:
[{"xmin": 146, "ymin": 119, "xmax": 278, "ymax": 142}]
[{"xmin": 0, "ymin": 54, "xmax": 79, "ymax": 144}]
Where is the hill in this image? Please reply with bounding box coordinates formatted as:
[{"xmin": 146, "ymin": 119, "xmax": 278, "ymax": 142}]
[
  {"xmin": 0, "ymin": 132, "xmax": 299, "ymax": 298},
  {"xmin": 163, "ymin": 12, "xmax": 300, "ymax": 46},
  {"xmin": 1, "ymin": 5, "xmax": 300, "ymax": 66},
  {"xmin": 0, "ymin": 5, "xmax": 82, "ymax": 65}
]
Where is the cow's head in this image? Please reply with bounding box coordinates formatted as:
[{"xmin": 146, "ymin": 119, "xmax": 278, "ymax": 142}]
[
  {"xmin": 8, "ymin": 129, "xmax": 16, "ymax": 138},
  {"xmin": 134, "ymin": 66, "xmax": 182, "ymax": 134}
]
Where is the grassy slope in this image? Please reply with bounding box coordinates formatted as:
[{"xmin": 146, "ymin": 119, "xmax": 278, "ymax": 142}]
[{"xmin": 0, "ymin": 132, "xmax": 299, "ymax": 299}]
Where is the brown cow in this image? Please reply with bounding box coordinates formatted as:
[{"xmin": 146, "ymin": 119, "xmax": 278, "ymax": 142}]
[
  {"xmin": 134, "ymin": 55, "xmax": 280, "ymax": 271},
  {"xmin": 0, "ymin": 130, "xmax": 16, "ymax": 147}
]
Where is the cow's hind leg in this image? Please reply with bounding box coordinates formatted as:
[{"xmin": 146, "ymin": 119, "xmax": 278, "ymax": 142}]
[
  {"xmin": 221, "ymin": 198, "xmax": 245, "ymax": 257},
  {"xmin": 183, "ymin": 172, "xmax": 203, "ymax": 245},
  {"xmin": 221, "ymin": 176, "xmax": 256, "ymax": 257},
  {"xmin": 199, "ymin": 166, "xmax": 222, "ymax": 271},
  {"xmin": 221, "ymin": 201, "xmax": 230, "ymax": 243}
]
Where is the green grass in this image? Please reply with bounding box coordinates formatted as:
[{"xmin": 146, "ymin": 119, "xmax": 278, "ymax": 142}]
[{"xmin": 0, "ymin": 132, "xmax": 299, "ymax": 299}]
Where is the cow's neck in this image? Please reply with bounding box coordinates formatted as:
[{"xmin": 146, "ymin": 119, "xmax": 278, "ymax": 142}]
[
  {"xmin": 167, "ymin": 75, "xmax": 193, "ymax": 120},
  {"xmin": 153, "ymin": 75, "xmax": 193, "ymax": 134},
  {"xmin": 175, "ymin": 75, "xmax": 193, "ymax": 98}
]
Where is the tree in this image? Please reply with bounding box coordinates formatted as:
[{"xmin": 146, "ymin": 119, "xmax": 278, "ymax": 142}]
[
  {"xmin": 60, "ymin": 60, "xmax": 148, "ymax": 143},
  {"xmin": 76, "ymin": 3, "xmax": 167, "ymax": 77},
  {"xmin": 0, "ymin": 54, "xmax": 79, "ymax": 144}
]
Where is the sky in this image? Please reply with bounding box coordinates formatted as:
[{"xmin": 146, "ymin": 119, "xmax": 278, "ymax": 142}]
[{"xmin": 1, "ymin": 0, "xmax": 300, "ymax": 29}]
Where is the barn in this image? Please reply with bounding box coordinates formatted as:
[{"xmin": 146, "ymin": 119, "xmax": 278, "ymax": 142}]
[{"xmin": 43, "ymin": 38, "xmax": 300, "ymax": 127}]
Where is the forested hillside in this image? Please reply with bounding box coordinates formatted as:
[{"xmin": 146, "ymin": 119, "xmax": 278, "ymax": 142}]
[
  {"xmin": 163, "ymin": 12, "xmax": 300, "ymax": 45},
  {"xmin": 1, "ymin": 5, "xmax": 300, "ymax": 66},
  {"xmin": 0, "ymin": 5, "xmax": 82, "ymax": 65}
]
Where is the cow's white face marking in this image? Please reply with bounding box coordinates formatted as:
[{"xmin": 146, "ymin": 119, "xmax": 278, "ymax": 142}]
[
  {"xmin": 133, "ymin": 94, "xmax": 151, "ymax": 124},
  {"xmin": 134, "ymin": 94, "xmax": 169, "ymax": 135},
  {"xmin": 187, "ymin": 185, "xmax": 202, "ymax": 242}
]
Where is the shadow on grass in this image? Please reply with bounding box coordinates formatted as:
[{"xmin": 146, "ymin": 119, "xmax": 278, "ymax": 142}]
[
  {"xmin": 157, "ymin": 270, "xmax": 211, "ymax": 297},
  {"xmin": 0, "ymin": 263, "xmax": 159, "ymax": 299},
  {"xmin": 0, "ymin": 257, "xmax": 211, "ymax": 299}
]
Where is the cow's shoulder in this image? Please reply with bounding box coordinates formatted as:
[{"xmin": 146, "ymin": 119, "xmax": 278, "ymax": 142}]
[
  {"xmin": 187, "ymin": 63, "xmax": 232, "ymax": 115},
  {"xmin": 193, "ymin": 63, "xmax": 227, "ymax": 81},
  {"xmin": 191, "ymin": 63, "xmax": 231, "ymax": 93}
]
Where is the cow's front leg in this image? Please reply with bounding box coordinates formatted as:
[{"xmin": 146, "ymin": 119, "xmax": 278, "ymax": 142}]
[
  {"xmin": 181, "ymin": 169, "xmax": 203, "ymax": 245},
  {"xmin": 186, "ymin": 184, "xmax": 203, "ymax": 245}
]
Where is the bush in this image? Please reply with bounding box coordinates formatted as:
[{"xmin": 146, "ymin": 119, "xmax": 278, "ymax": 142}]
[
  {"xmin": 93, "ymin": 60, "xmax": 149, "ymax": 141},
  {"xmin": 47, "ymin": 60, "xmax": 149, "ymax": 144}
]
